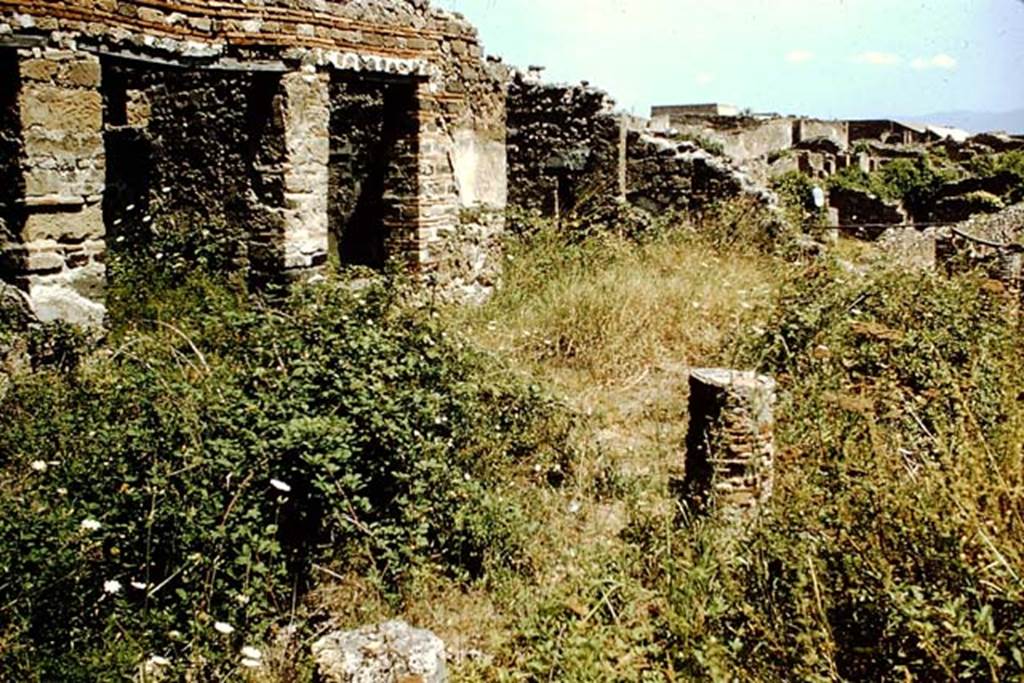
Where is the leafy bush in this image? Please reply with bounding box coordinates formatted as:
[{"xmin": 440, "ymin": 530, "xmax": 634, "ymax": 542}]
[
  {"xmin": 649, "ymin": 263, "xmax": 1024, "ymax": 680},
  {"xmin": 829, "ymin": 157, "xmax": 960, "ymax": 217},
  {"xmin": 771, "ymin": 170, "xmax": 825, "ymax": 231},
  {"xmin": 0, "ymin": 275, "xmax": 573, "ymax": 680}
]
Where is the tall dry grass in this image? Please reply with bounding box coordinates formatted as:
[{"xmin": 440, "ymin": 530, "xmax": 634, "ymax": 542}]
[{"xmin": 454, "ymin": 225, "xmax": 782, "ymax": 389}]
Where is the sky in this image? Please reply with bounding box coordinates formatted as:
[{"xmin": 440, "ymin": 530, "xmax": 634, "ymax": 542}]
[{"xmin": 435, "ymin": 0, "xmax": 1024, "ymax": 121}]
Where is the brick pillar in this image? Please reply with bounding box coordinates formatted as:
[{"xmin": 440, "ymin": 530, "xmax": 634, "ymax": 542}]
[
  {"xmin": 0, "ymin": 49, "xmax": 106, "ymax": 325},
  {"xmin": 381, "ymin": 83, "xmax": 459, "ymax": 273},
  {"xmin": 683, "ymin": 369, "xmax": 777, "ymax": 518},
  {"xmin": 279, "ymin": 69, "xmax": 330, "ymax": 276}
]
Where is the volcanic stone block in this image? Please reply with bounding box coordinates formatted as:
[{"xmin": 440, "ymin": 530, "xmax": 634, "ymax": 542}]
[
  {"xmin": 683, "ymin": 368, "xmax": 777, "ymax": 517},
  {"xmin": 314, "ymin": 621, "xmax": 447, "ymax": 683}
]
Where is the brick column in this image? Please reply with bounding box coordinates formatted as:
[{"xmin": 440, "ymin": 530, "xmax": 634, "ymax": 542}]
[
  {"xmin": 0, "ymin": 49, "xmax": 106, "ymax": 325},
  {"xmin": 378, "ymin": 83, "xmax": 459, "ymax": 273},
  {"xmin": 683, "ymin": 369, "xmax": 777, "ymax": 518}
]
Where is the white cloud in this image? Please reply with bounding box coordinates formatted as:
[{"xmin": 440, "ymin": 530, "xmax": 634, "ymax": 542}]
[
  {"xmin": 912, "ymin": 53, "xmax": 958, "ymax": 70},
  {"xmin": 785, "ymin": 49, "xmax": 815, "ymax": 64},
  {"xmin": 695, "ymin": 72, "xmax": 715, "ymax": 85},
  {"xmin": 852, "ymin": 51, "xmax": 901, "ymax": 66}
]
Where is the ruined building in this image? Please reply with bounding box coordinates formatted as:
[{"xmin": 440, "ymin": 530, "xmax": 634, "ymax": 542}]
[
  {"xmin": 0, "ymin": 0, "xmax": 508, "ymax": 324},
  {"xmin": 506, "ymin": 73, "xmax": 773, "ymax": 224}
]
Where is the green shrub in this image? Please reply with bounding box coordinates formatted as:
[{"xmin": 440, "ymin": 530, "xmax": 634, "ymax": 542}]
[
  {"xmin": 649, "ymin": 263, "xmax": 1024, "ymax": 680},
  {"xmin": 0, "ymin": 275, "xmax": 573, "ymax": 680},
  {"xmin": 771, "ymin": 170, "xmax": 825, "ymax": 231},
  {"xmin": 830, "ymin": 157, "xmax": 960, "ymax": 217}
]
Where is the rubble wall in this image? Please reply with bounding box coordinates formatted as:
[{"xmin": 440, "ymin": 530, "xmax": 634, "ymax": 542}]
[
  {"xmin": 668, "ymin": 116, "xmax": 795, "ymax": 164},
  {"xmin": 103, "ymin": 61, "xmax": 280, "ymax": 275},
  {"xmin": 506, "ymin": 74, "xmax": 623, "ymax": 217},
  {"xmin": 626, "ymin": 131, "xmax": 775, "ymax": 216}
]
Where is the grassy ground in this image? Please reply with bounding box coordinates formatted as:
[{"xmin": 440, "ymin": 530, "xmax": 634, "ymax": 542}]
[
  {"xmin": 4, "ymin": 213, "xmax": 1022, "ymax": 681},
  {"xmin": 295, "ymin": 225, "xmax": 790, "ymax": 681},
  {"xmin": 305, "ymin": 224, "xmax": 1024, "ymax": 681}
]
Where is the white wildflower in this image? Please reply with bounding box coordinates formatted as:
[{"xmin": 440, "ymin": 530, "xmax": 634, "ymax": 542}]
[
  {"xmin": 269, "ymin": 479, "xmax": 291, "ymax": 493},
  {"xmin": 241, "ymin": 658, "xmax": 261, "ymax": 668},
  {"xmin": 240, "ymin": 646, "xmax": 262, "ymax": 661},
  {"xmin": 103, "ymin": 579, "xmax": 122, "ymax": 594},
  {"xmin": 568, "ymin": 500, "xmax": 582, "ymax": 515},
  {"xmin": 214, "ymin": 621, "xmax": 235, "ymax": 635},
  {"xmin": 30, "ymin": 460, "xmax": 48, "ymax": 473},
  {"xmin": 148, "ymin": 655, "xmax": 171, "ymax": 667},
  {"xmin": 80, "ymin": 518, "xmax": 101, "ymax": 532}
]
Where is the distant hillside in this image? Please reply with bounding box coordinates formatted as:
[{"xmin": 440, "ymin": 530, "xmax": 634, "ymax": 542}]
[{"xmin": 906, "ymin": 108, "xmax": 1024, "ymax": 135}]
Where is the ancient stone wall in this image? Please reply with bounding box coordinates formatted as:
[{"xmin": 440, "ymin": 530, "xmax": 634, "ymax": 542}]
[
  {"xmin": 103, "ymin": 61, "xmax": 280, "ymax": 275},
  {"xmin": 793, "ymin": 118, "xmax": 849, "ymax": 149},
  {"xmin": 626, "ymin": 132, "xmax": 775, "ymax": 216},
  {"xmin": 828, "ymin": 186, "xmax": 908, "ymax": 235},
  {"xmin": 327, "ymin": 77, "xmax": 393, "ymax": 268},
  {"xmin": 669, "ymin": 115, "xmax": 795, "ymax": 166},
  {"xmin": 0, "ymin": 0, "xmax": 508, "ymax": 322},
  {"xmin": 1, "ymin": 47, "xmax": 106, "ymax": 324},
  {"xmin": 506, "ymin": 73, "xmax": 624, "ymax": 218},
  {"xmin": 506, "ymin": 77, "xmax": 778, "ymax": 228}
]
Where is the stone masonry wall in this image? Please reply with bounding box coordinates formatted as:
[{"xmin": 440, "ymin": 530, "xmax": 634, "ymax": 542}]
[
  {"xmin": 626, "ymin": 131, "xmax": 776, "ymax": 216},
  {"xmin": 507, "ymin": 77, "xmax": 778, "ymax": 229},
  {"xmin": 0, "ymin": 0, "xmax": 508, "ymax": 322},
  {"xmin": 327, "ymin": 77, "xmax": 393, "ymax": 269},
  {"xmin": 1, "ymin": 47, "xmax": 106, "ymax": 324},
  {"xmin": 103, "ymin": 62, "xmax": 279, "ymax": 277},
  {"xmin": 0, "ymin": 49, "xmax": 22, "ymax": 243},
  {"xmin": 506, "ymin": 72, "xmax": 623, "ymax": 218}
]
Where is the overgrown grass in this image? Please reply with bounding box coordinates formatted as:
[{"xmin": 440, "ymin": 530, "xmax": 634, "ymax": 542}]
[
  {"xmin": 439, "ymin": 224, "xmax": 1024, "ymax": 680},
  {"xmin": 453, "ymin": 224, "xmax": 781, "ymax": 389},
  {"xmin": 3, "ymin": 207, "xmax": 1022, "ymax": 681},
  {"xmin": 0, "ymin": 273, "xmax": 574, "ymax": 681}
]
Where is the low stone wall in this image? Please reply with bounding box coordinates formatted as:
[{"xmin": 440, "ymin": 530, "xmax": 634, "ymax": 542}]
[
  {"xmin": 506, "ymin": 78, "xmax": 776, "ymax": 227},
  {"xmin": 935, "ymin": 202, "xmax": 1024, "ymax": 281},
  {"xmin": 626, "ymin": 132, "xmax": 775, "ymax": 216},
  {"xmin": 829, "ymin": 186, "xmax": 908, "ymax": 235}
]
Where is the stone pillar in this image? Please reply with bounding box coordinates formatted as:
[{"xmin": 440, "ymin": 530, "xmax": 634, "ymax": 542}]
[
  {"xmin": 0, "ymin": 48, "xmax": 106, "ymax": 325},
  {"xmin": 278, "ymin": 69, "xmax": 330, "ymax": 277},
  {"xmin": 683, "ymin": 369, "xmax": 777, "ymax": 518}
]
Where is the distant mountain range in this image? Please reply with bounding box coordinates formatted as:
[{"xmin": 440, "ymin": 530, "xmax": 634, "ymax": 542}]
[{"xmin": 901, "ymin": 109, "xmax": 1024, "ymax": 135}]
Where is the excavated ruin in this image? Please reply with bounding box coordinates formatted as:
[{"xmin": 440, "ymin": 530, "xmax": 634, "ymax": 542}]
[{"xmin": 0, "ymin": 0, "xmax": 509, "ymax": 323}]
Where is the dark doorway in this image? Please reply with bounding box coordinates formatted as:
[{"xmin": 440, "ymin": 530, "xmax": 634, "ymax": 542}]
[{"xmin": 328, "ymin": 75, "xmax": 418, "ymax": 270}]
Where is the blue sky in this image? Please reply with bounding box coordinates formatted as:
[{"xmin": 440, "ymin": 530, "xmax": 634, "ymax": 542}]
[{"xmin": 436, "ymin": 0, "xmax": 1024, "ymax": 120}]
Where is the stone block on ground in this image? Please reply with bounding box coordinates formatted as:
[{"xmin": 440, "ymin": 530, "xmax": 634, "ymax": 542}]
[{"xmin": 313, "ymin": 620, "xmax": 447, "ymax": 683}]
